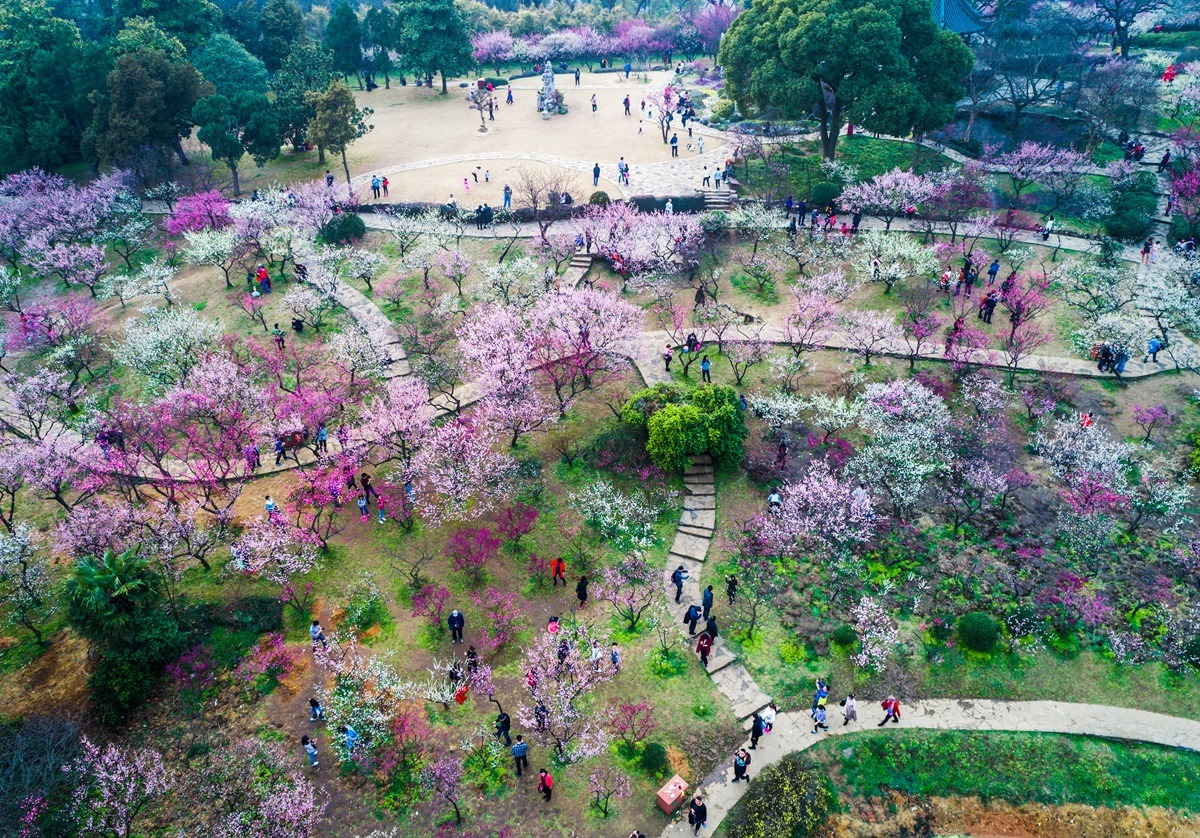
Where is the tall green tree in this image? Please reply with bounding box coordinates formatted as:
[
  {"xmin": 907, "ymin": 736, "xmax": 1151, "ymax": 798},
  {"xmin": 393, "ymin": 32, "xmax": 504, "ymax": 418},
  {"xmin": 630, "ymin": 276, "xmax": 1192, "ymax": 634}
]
[
  {"xmin": 272, "ymin": 40, "xmax": 338, "ymax": 156},
  {"xmin": 257, "ymin": 0, "xmax": 305, "ymax": 73},
  {"xmin": 363, "ymin": 5, "xmax": 396, "ymax": 88},
  {"xmin": 193, "ymin": 92, "xmax": 281, "ymax": 195},
  {"xmin": 305, "ymin": 80, "xmax": 373, "ymax": 184},
  {"xmin": 115, "ymin": 0, "xmax": 221, "ymax": 51},
  {"xmin": 393, "ymin": 0, "xmax": 473, "ymax": 94},
  {"xmin": 0, "ymin": 0, "xmax": 95, "ymax": 173},
  {"xmin": 323, "ymin": 0, "xmax": 363, "ymax": 86},
  {"xmin": 192, "ymin": 32, "xmax": 270, "ymax": 99},
  {"xmin": 113, "ymin": 16, "xmax": 187, "ymax": 60},
  {"xmin": 86, "ymin": 48, "xmax": 213, "ymax": 168},
  {"xmin": 719, "ymin": 0, "xmax": 973, "ymax": 159}
]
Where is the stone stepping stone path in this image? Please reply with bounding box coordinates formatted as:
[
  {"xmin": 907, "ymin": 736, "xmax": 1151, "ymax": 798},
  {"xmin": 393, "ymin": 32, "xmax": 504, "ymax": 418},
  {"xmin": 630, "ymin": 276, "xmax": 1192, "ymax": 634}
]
[
  {"xmin": 561, "ymin": 248, "xmax": 594, "ymax": 288},
  {"xmin": 323, "ymin": 278, "xmax": 411, "ymax": 380},
  {"xmin": 662, "ymin": 454, "xmax": 774, "ymax": 726}
]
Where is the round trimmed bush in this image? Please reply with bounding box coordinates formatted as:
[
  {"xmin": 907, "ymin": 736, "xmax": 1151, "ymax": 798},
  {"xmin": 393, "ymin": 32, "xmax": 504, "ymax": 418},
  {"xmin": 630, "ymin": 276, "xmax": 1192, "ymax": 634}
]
[
  {"xmin": 318, "ymin": 212, "xmax": 366, "ymax": 245},
  {"xmin": 830, "ymin": 623, "xmax": 858, "ymax": 649},
  {"xmin": 957, "ymin": 611, "xmax": 1000, "ymax": 653},
  {"xmin": 809, "ymin": 181, "xmax": 841, "ymax": 209},
  {"xmin": 709, "ymin": 98, "xmax": 735, "ymax": 121},
  {"xmin": 725, "ymin": 752, "xmax": 832, "ymax": 838},
  {"xmin": 589, "ymin": 190, "xmax": 610, "ymax": 206},
  {"xmin": 639, "ymin": 742, "xmax": 669, "ymax": 779}
]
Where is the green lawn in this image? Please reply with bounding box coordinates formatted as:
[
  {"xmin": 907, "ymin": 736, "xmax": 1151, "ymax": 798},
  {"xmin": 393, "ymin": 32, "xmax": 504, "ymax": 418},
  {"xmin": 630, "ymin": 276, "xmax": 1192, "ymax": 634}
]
[{"xmin": 811, "ymin": 729, "xmax": 1200, "ymax": 811}]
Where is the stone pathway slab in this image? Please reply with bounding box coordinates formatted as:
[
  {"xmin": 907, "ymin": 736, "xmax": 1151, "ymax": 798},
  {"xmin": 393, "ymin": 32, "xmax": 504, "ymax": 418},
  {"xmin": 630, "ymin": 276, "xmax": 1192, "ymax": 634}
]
[{"xmin": 669, "ymin": 531, "xmax": 712, "ymax": 562}]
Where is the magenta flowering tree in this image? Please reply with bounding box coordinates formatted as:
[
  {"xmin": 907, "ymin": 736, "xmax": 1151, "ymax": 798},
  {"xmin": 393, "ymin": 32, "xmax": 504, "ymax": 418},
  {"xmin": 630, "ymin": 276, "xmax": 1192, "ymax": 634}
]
[
  {"xmin": 65, "ymin": 736, "xmax": 172, "ymax": 838},
  {"xmin": 645, "ymin": 84, "xmax": 678, "ymax": 143},
  {"xmin": 165, "ymin": 190, "xmax": 232, "ymax": 236},
  {"xmin": 495, "ymin": 502, "xmax": 539, "ymax": 546},
  {"xmin": 1131, "ymin": 403, "xmax": 1177, "ymax": 444},
  {"xmin": 588, "ymin": 766, "xmax": 632, "ymax": 817},
  {"xmin": 995, "ymin": 142, "xmax": 1089, "ymax": 209},
  {"xmin": 411, "ymin": 583, "xmax": 451, "ymax": 627},
  {"xmin": 516, "ymin": 621, "xmax": 615, "ymax": 763},
  {"xmin": 608, "ymin": 699, "xmax": 656, "ymax": 749},
  {"xmin": 692, "ymin": 2, "xmax": 739, "ymax": 59},
  {"xmin": 469, "ymin": 586, "xmax": 526, "ymax": 653},
  {"xmin": 472, "ymin": 31, "xmax": 514, "ymax": 74},
  {"xmin": 444, "ymin": 526, "xmax": 502, "ymax": 584},
  {"xmin": 1170, "ymin": 166, "xmax": 1200, "ymax": 240},
  {"xmin": 422, "ymin": 755, "xmax": 465, "ymax": 825},
  {"xmin": 359, "ymin": 377, "xmax": 435, "ymax": 469}
]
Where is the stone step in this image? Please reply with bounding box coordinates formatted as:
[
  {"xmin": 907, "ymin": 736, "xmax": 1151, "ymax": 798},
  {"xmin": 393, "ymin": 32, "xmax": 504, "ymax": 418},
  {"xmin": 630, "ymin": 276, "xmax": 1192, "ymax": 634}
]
[
  {"xmin": 685, "ymin": 483, "xmax": 716, "ymax": 497},
  {"xmin": 730, "ymin": 691, "xmax": 774, "ymax": 721},
  {"xmin": 684, "ymin": 474, "xmax": 715, "ymax": 486},
  {"xmin": 682, "ymin": 495, "xmax": 716, "ymax": 511},
  {"xmin": 679, "ymin": 507, "xmax": 715, "ymax": 529},
  {"xmin": 692, "ymin": 454, "xmax": 713, "ymax": 465},
  {"xmin": 670, "ymin": 531, "xmax": 711, "ymax": 562},
  {"xmin": 684, "ymin": 465, "xmax": 714, "ymax": 478},
  {"xmin": 704, "ymin": 639, "xmax": 737, "ymax": 675},
  {"xmin": 677, "ymin": 523, "xmax": 713, "ymax": 539}
]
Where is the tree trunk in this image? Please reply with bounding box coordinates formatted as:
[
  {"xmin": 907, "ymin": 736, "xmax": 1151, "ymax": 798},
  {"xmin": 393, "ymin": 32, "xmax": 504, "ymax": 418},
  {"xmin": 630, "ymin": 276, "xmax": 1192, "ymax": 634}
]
[
  {"xmin": 341, "ymin": 149, "xmax": 351, "ymax": 186},
  {"xmin": 230, "ymin": 163, "xmax": 241, "ymax": 197},
  {"xmin": 441, "ymin": 71, "xmax": 448, "ymax": 95},
  {"xmin": 318, "ymin": 144, "xmax": 326, "ymax": 164},
  {"xmin": 174, "ymin": 138, "xmax": 190, "ymax": 165},
  {"xmin": 963, "ymin": 109, "xmax": 977, "ymax": 143}
]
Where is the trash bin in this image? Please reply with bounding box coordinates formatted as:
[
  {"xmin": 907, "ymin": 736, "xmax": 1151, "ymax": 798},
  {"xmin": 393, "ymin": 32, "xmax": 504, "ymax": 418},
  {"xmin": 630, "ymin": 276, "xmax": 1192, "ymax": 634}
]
[{"xmin": 657, "ymin": 775, "xmax": 688, "ymax": 814}]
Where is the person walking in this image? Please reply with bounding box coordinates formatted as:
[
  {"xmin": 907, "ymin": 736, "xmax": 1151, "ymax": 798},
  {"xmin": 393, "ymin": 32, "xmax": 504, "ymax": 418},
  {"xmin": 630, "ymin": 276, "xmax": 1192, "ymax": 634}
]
[
  {"xmin": 576, "ymin": 574, "xmax": 589, "ymax": 607},
  {"xmin": 272, "ymin": 323, "xmax": 285, "ymax": 351},
  {"xmin": 776, "ymin": 437, "xmax": 789, "ymax": 470},
  {"xmin": 611, "ymin": 641, "xmax": 621, "ymax": 672},
  {"xmin": 325, "ymin": 171, "xmax": 334, "ymax": 187},
  {"xmin": 879, "ymin": 695, "xmax": 901, "ymax": 726},
  {"xmin": 310, "ymin": 620, "xmax": 327, "ymax": 650},
  {"xmin": 591, "ymin": 94, "xmax": 597, "ymax": 113},
  {"xmin": 361, "ymin": 472, "xmax": 378, "ymax": 502},
  {"xmin": 697, "ymin": 135, "xmax": 704, "ymax": 154},
  {"xmin": 670, "ymin": 133, "xmax": 679, "ymax": 157},
  {"xmin": 309, "ymin": 697, "xmax": 324, "ymax": 722},
  {"xmin": 503, "ymin": 184, "xmax": 512, "ymax": 210},
  {"xmin": 684, "ymin": 604, "xmax": 701, "ymax": 635},
  {"xmin": 623, "ymin": 95, "xmax": 631, "ymax": 115},
  {"xmin": 1144, "ymin": 336, "xmax": 1163, "ymax": 363},
  {"xmin": 750, "ymin": 712, "xmax": 764, "ymax": 748},
  {"xmin": 592, "ymin": 163, "xmax": 601, "ymax": 187},
  {"xmin": 811, "ymin": 704, "xmax": 829, "ymax": 734},
  {"xmin": 663, "ymin": 344, "xmax": 673, "ymax": 372},
  {"xmin": 538, "ymin": 768, "xmax": 554, "ymax": 801},
  {"xmin": 671, "ymin": 564, "xmax": 689, "ymax": 602},
  {"xmin": 688, "ymin": 796, "xmax": 708, "ymax": 835},
  {"xmin": 574, "ymin": 68, "xmax": 581, "ymax": 86},
  {"xmin": 494, "ymin": 710, "xmax": 512, "ymax": 746},
  {"xmin": 357, "ymin": 494, "xmax": 368, "ymax": 521},
  {"xmin": 841, "ymin": 693, "xmax": 857, "ymax": 726},
  {"xmin": 762, "ymin": 701, "xmax": 777, "ymax": 733},
  {"xmin": 701, "ymin": 585, "xmax": 714, "ymax": 620},
  {"xmin": 448, "ymin": 609, "xmax": 465, "ymax": 643},
  {"xmin": 696, "ymin": 630, "xmax": 713, "ymax": 668},
  {"xmin": 589, "ymin": 639, "xmax": 603, "ymax": 671},
  {"xmin": 550, "ymin": 556, "xmax": 566, "ymax": 586},
  {"xmin": 702, "ymin": 166, "xmax": 711, "ymax": 187},
  {"xmin": 316, "ymin": 422, "xmax": 328, "ymax": 454},
  {"xmin": 731, "ymin": 748, "xmax": 751, "ymax": 782},
  {"xmin": 511, "ymin": 736, "xmax": 529, "ymax": 776},
  {"xmin": 704, "ymin": 615, "xmax": 718, "ymax": 639},
  {"xmin": 381, "ymin": 177, "xmax": 389, "ymax": 196},
  {"xmin": 726, "ymin": 574, "xmax": 738, "ymax": 605},
  {"xmin": 506, "ymin": 87, "xmax": 513, "ymax": 105},
  {"xmin": 713, "ymin": 167, "xmax": 722, "ymax": 189},
  {"xmin": 700, "ymin": 355, "xmax": 711, "ymax": 383},
  {"xmin": 339, "ymin": 724, "xmax": 360, "ymax": 751}
]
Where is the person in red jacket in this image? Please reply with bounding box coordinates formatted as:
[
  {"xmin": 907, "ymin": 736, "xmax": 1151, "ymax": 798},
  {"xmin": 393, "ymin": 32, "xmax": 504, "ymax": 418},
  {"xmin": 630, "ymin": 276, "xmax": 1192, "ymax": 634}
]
[
  {"xmin": 696, "ymin": 631, "xmax": 713, "ymax": 668},
  {"xmin": 550, "ymin": 557, "xmax": 566, "ymax": 586},
  {"xmin": 538, "ymin": 768, "xmax": 554, "ymax": 801},
  {"xmin": 879, "ymin": 695, "xmax": 901, "ymax": 726}
]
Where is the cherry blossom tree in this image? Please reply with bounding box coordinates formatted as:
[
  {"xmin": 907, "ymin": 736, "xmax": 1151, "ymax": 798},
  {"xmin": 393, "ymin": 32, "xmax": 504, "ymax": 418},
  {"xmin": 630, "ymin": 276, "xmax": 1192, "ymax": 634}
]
[
  {"xmin": 752, "ymin": 461, "xmax": 876, "ymax": 556},
  {"xmin": 469, "ymin": 586, "xmax": 526, "ymax": 653},
  {"xmin": 608, "ymin": 700, "xmax": 657, "ymax": 750},
  {"xmin": 588, "ymin": 766, "xmax": 632, "ymax": 817},
  {"xmin": 850, "ymin": 596, "xmax": 897, "ymax": 671},
  {"xmin": 410, "ymin": 416, "xmax": 517, "ymax": 526},
  {"xmin": 473, "ymin": 31, "xmax": 515, "ymax": 74},
  {"xmin": 995, "ymin": 143, "xmax": 1089, "ymax": 208},
  {"xmin": 1131, "ymin": 403, "xmax": 1177, "ymax": 445},
  {"xmin": 0, "ymin": 524, "xmax": 52, "ymax": 644},
  {"xmin": 231, "ymin": 516, "xmax": 322, "ymax": 616},
  {"xmin": 516, "ymin": 621, "xmax": 615, "ymax": 763},
  {"xmin": 783, "ymin": 291, "xmax": 838, "ymax": 364},
  {"xmin": 65, "ymin": 737, "xmax": 171, "ymax": 838},
  {"xmin": 692, "ymin": 2, "xmax": 739, "ymax": 59},
  {"xmin": 166, "ymin": 190, "xmax": 232, "ymax": 236},
  {"xmin": 422, "ymin": 755, "xmax": 465, "ymax": 825},
  {"xmin": 594, "ymin": 553, "xmax": 659, "ymax": 631},
  {"xmin": 837, "ymin": 309, "xmax": 901, "ymax": 366},
  {"xmin": 856, "ymin": 230, "xmax": 939, "ymax": 295},
  {"xmin": 839, "ymin": 169, "xmax": 934, "ymax": 231}
]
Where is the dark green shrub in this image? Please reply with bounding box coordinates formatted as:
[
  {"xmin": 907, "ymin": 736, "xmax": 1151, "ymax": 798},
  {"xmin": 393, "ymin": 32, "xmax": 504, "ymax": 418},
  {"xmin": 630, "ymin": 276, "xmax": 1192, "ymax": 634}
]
[
  {"xmin": 958, "ymin": 612, "xmax": 1000, "ymax": 653},
  {"xmin": 830, "ymin": 624, "xmax": 858, "ymax": 648},
  {"xmin": 809, "ymin": 181, "xmax": 841, "ymax": 209},
  {"xmin": 319, "ymin": 212, "xmax": 366, "ymax": 245},
  {"xmin": 589, "ymin": 190, "xmax": 610, "ymax": 206},
  {"xmin": 636, "ymin": 384, "xmax": 747, "ymax": 472},
  {"xmin": 231, "ymin": 596, "xmax": 284, "ymax": 633},
  {"xmin": 621, "ymin": 383, "xmax": 687, "ymax": 427},
  {"xmin": 482, "ymin": 76, "xmax": 508, "ymax": 87},
  {"xmin": 89, "ymin": 611, "xmax": 188, "ymax": 724},
  {"xmin": 725, "ymin": 752, "xmax": 833, "ymax": 838},
  {"xmin": 640, "ymin": 742, "xmax": 670, "ymax": 779},
  {"xmin": 701, "ymin": 210, "xmax": 728, "ymax": 233},
  {"xmin": 1105, "ymin": 203, "xmax": 1152, "ymax": 242}
]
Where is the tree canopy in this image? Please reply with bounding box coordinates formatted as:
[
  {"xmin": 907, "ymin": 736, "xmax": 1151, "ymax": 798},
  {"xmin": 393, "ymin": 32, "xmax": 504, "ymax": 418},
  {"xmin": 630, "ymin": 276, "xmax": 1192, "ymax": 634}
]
[
  {"xmin": 719, "ymin": 0, "xmax": 974, "ymax": 159},
  {"xmin": 393, "ymin": 0, "xmax": 475, "ymax": 94}
]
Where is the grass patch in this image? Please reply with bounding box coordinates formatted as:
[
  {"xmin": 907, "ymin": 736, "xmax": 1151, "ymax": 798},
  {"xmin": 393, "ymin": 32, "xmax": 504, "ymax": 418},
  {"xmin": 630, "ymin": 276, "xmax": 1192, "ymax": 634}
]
[{"xmin": 812, "ymin": 729, "xmax": 1200, "ymax": 812}]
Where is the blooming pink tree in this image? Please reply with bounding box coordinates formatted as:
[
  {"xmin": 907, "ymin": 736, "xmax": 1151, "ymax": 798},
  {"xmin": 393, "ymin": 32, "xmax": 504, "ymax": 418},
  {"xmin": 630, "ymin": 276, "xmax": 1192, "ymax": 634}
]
[
  {"xmin": 608, "ymin": 699, "xmax": 657, "ymax": 749},
  {"xmin": 66, "ymin": 736, "xmax": 172, "ymax": 838},
  {"xmin": 445, "ymin": 526, "xmax": 501, "ymax": 584},
  {"xmin": 495, "ymin": 502, "xmax": 539, "ymax": 546},
  {"xmin": 1171, "ymin": 166, "xmax": 1200, "ymax": 240},
  {"xmin": 645, "ymin": 84, "xmax": 678, "ymax": 143},
  {"xmin": 231, "ymin": 516, "xmax": 322, "ymax": 616},
  {"xmin": 588, "ymin": 766, "xmax": 632, "ymax": 817},
  {"xmin": 837, "ymin": 309, "xmax": 902, "ymax": 366},
  {"xmin": 995, "ymin": 142, "xmax": 1089, "ymax": 208},
  {"xmin": 1131, "ymin": 403, "xmax": 1177, "ymax": 444},
  {"xmin": 472, "ymin": 31, "xmax": 514, "ymax": 74},
  {"xmin": 358, "ymin": 377, "xmax": 435, "ymax": 469},
  {"xmin": 594, "ymin": 553, "xmax": 659, "ymax": 631},
  {"xmin": 469, "ymin": 586, "xmax": 526, "ymax": 653},
  {"xmin": 422, "ymin": 755, "xmax": 465, "ymax": 825},
  {"xmin": 411, "ymin": 583, "xmax": 451, "ymax": 627},
  {"xmin": 410, "ymin": 416, "xmax": 517, "ymax": 526},
  {"xmin": 516, "ymin": 621, "xmax": 615, "ymax": 763},
  {"xmin": 166, "ymin": 190, "xmax": 232, "ymax": 236},
  {"xmin": 752, "ymin": 461, "xmax": 876, "ymax": 555},
  {"xmin": 692, "ymin": 2, "xmax": 739, "ymax": 59},
  {"xmin": 839, "ymin": 169, "xmax": 934, "ymax": 231}
]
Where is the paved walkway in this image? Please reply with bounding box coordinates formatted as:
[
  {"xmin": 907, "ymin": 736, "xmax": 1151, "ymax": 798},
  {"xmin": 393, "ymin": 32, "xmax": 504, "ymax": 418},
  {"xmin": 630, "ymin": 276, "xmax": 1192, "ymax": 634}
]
[{"xmin": 661, "ymin": 699, "xmax": 1200, "ymax": 835}]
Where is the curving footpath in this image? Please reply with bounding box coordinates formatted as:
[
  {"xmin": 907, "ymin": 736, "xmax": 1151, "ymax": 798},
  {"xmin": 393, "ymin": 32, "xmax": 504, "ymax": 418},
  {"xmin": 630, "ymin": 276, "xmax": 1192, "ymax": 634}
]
[{"xmin": 660, "ymin": 699, "xmax": 1200, "ymax": 836}]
